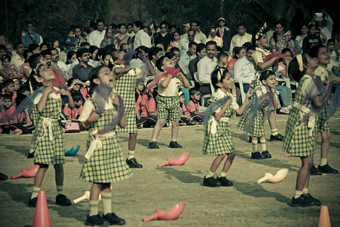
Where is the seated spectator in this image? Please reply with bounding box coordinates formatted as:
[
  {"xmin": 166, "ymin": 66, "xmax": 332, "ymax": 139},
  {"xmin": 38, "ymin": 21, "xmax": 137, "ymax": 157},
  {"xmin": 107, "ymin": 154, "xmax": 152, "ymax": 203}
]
[
  {"xmin": 139, "ymin": 82, "xmax": 157, "ymax": 128},
  {"xmin": 1, "ymin": 55, "xmax": 23, "ymax": 81},
  {"xmin": 65, "ymin": 28, "xmax": 77, "ymax": 51},
  {"xmin": 186, "ymin": 87, "xmax": 203, "ymax": 123},
  {"xmin": 72, "ymin": 48, "xmax": 94, "ymax": 82},
  {"xmin": 179, "ymin": 91, "xmax": 195, "ymax": 126},
  {"xmin": 67, "ymin": 78, "xmax": 89, "ymax": 100},
  {"xmin": 1, "ymin": 79, "xmax": 17, "ymax": 102},
  {"xmin": 63, "ymin": 92, "xmax": 84, "ymax": 120},
  {"xmin": 21, "ymin": 49, "xmax": 33, "ymax": 82},
  {"xmin": 234, "ymin": 45, "xmax": 256, "ymax": 93}
]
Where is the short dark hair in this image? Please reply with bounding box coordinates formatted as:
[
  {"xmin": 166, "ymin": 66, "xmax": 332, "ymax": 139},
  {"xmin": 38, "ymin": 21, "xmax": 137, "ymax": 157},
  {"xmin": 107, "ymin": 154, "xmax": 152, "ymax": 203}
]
[
  {"xmin": 149, "ymin": 47, "xmax": 162, "ymax": 60},
  {"xmin": 134, "ymin": 21, "xmax": 144, "ymax": 29},
  {"xmin": 197, "ymin": 43, "xmax": 206, "ymax": 53},
  {"xmin": 76, "ymin": 48, "xmax": 90, "ymax": 59},
  {"xmin": 28, "ymin": 54, "xmax": 43, "ymax": 68},
  {"xmin": 97, "ymin": 18, "xmax": 104, "ymax": 24},
  {"xmin": 14, "ymin": 42, "xmax": 24, "ymax": 50},
  {"xmin": 156, "ymin": 56, "xmax": 166, "ymax": 72},
  {"xmin": 188, "ymin": 42, "xmax": 197, "ymax": 49},
  {"xmin": 41, "ymin": 49, "xmax": 52, "ymax": 58},
  {"xmin": 206, "ymin": 41, "xmax": 217, "ymax": 48}
]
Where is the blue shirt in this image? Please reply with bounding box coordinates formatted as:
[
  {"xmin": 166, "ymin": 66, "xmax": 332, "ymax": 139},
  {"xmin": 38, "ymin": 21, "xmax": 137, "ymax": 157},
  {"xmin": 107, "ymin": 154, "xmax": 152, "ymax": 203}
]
[{"xmin": 21, "ymin": 31, "xmax": 41, "ymax": 49}]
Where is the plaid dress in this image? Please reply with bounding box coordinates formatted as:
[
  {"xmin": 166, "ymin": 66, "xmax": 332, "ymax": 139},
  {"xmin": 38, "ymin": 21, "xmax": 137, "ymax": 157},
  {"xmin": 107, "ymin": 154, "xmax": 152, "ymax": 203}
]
[
  {"xmin": 113, "ymin": 65, "xmax": 137, "ymax": 134},
  {"xmin": 283, "ymin": 75, "xmax": 320, "ymax": 157},
  {"xmin": 315, "ymin": 66, "xmax": 331, "ymax": 132},
  {"xmin": 33, "ymin": 92, "xmax": 64, "ymax": 165},
  {"xmin": 203, "ymin": 90, "xmax": 239, "ymax": 155},
  {"xmin": 80, "ymin": 99, "xmax": 133, "ymax": 183},
  {"xmin": 238, "ymin": 85, "xmax": 268, "ymax": 137}
]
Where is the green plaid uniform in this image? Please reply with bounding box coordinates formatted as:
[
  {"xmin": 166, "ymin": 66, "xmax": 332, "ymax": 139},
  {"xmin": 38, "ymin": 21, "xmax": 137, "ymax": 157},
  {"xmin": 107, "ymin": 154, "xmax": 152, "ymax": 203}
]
[
  {"xmin": 113, "ymin": 65, "xmax": 137, "ymax": 134},
  {"xmin": 33, "ymin": 95, "xmax": 64, "ymax": 165},
  {"xmin": 80, "ymin": 99, "xmax": 133, "ymax": 183},
  {"xmin": 156, "ymin": 95, "xmax": 181, "ymax": 121},
  {"xmin": 315, "ymin": 67, "xmax": 331, "ymax": 133},
  {"xmin": 238, "ymin": 86, "xmax": 268, "ymax": 137},
  {"xmin": 203, "ymin": 95, "xmax": 235, "ymax": 155},
  {"xmin": 283, "ymin": 75, "xmax": 319, "ymax": 157}
]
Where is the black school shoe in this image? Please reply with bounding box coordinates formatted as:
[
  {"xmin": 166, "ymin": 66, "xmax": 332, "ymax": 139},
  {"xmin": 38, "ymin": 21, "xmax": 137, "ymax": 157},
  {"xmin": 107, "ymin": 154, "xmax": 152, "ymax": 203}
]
[
  {"xmin": 310, "ymin": 166, "xmax": 322, "ymax": 175},
  {"xmin": 217, "ymin": 177, "xmax": 233, "ymax": 186},
  {"xmin": 291, "ymin": 194, "xmax": 321, "ymax": 207},
  {"xmin": 269, "ymin": 134, "xmax": 285, "ymax": 141},
  {"xmin": 148, "ymin": 141, "xmax": 159, "ymax": 149},
  {"xmin": 103, "ymin": 212, "xmax": 126, "ymax": 225},
  {"xmin": 169, "ymin": 141, "xmax": 182, "ymax": 148},
  {"xmin": 126, "ymin": 158, "xmax": 143, "ymax": 168},
  {"xmin": 262, "ymin": 150, "xmax": 272, "ymax": 159},
  {"xmin": 203, "ymin": 176, "xmax": 221, "ymax": 187},
  {"xmin": 28, "ymin": 197, "xmax": 38, "ymax": 207},
  {"xmin": 86, "ymin": 214, "xmax": 110, "ymax": 226},
  {"xmin": 251, "ymin": 151, "xmax": 265, "ymax": 159},
  {"xmin": 318, "ymin": 164, "xmax": 339, "ymax": 174},
  {"xmin": 56, "ymin": 194, "xmax": 72, "ymax": 206}
]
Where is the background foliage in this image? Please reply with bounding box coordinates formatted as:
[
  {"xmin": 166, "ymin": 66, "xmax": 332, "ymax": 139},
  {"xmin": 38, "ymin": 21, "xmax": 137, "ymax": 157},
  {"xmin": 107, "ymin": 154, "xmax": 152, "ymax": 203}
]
[{"xmin": 0, "ymin": 0, "xmax": 337, "ymax": 46}]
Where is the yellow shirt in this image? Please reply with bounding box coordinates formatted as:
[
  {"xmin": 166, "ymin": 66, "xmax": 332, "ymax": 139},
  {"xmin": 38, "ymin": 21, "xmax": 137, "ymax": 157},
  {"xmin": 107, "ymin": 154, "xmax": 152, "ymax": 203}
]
[{"xmin": 206, "ymin": 36, "xmax": 223, "ymax": 48}]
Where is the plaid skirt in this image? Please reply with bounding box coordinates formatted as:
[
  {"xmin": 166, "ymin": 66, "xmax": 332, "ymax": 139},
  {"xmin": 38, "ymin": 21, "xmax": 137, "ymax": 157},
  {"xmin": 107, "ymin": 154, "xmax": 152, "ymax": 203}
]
[
  {"xmin": 80, "ymin": 134, "xmax": 133, "ymax": 183},
  {"xmin": 238, "ymin": 109, "xmax": 265, "ymax": 137},
  {"xmin": 203, "ymin": 121, "xmax": 235, "ymax": 155},
  {"xmin": 282, "ymin": 108, "xmax": 316, "ymax": 157},
  {"xmin": 33, "ymin": 120, "xmax": 65, "ymax": 165},
  {"xmin": 315, "ymin": 103, "xmax": 330, "ymax": 132},
  {"xmin": 156, "ymin": 95, "xmax": 181, "ymax": 122},
  {"xmin": 117, "ymin": 107, "xmax": 137, "ymax": 134}
]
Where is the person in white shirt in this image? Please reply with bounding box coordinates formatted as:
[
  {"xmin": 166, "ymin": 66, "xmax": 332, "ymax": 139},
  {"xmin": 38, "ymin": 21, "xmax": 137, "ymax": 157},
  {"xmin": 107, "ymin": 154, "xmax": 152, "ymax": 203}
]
[
  {"xmin": 190, "ymin": 21, "xmax": 206, "ymax": 44},
  {"xmin": 87, "ymin": 19, "xmax": 106, "ymax": 48},
  {"xmin": 197, "ymin": 41, "xmax": 217, "ymax": 95},
  {"xmin": 230, "ymin": 24, "xmax": 252, "ymax": 54},
  {"xmin": 179, "ymin": 29, "xmax": 199, "ymax": 53},
  {"xmin": 179, "ymin": 41, "xmax": 197, "ymax": 77},
  {"xmin": 133, "ymin": 21, "xmax": 152, "ymax": 49},
  {"xmin": 234, "ymin": 45, "xmax": 256, "ymax": 93}
]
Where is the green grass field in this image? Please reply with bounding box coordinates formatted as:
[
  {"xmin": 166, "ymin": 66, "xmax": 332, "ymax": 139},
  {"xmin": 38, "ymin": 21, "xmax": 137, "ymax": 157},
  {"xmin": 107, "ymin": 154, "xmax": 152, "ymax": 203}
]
[{"xmin": 0, "ymin": 112, "xmax": 340, "ymax": 227}]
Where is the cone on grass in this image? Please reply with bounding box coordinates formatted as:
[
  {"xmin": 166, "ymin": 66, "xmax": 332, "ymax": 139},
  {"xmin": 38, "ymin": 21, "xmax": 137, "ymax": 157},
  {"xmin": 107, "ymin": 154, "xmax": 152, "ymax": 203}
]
[
  {"xmin": 318, "ymin": 206, "xmax": 331, "ymax": 227},
  {"xmin": 33, "ymin": 191, "xmax": 51, "ymax": 227}
]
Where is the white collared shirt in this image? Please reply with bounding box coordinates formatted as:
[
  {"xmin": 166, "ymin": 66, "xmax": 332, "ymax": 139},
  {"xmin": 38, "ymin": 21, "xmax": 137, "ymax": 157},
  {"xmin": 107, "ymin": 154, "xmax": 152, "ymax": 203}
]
[
  {"xmin": 229, "ymin": 33, "xmax": 252, "ymax": 53},
  {"xmin": 234, "ymin": 56, "xmax": 256, "ymax": 84},
  {"xmin": 88, "ymin": 30, "xmax": 106, "ymax": 48},
  {"xmin": 197, "ymin": 55, "xmax": 217, "ymax": 84},
  {"xmin": 133, "ymin": 30, "xmax": 152, "ymax": 49}
]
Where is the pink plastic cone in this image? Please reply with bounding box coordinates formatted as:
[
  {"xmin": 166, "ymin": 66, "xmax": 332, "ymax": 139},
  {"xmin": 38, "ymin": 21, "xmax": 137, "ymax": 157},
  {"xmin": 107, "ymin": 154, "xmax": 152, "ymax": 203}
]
[
  {"xmin": 32, "ymin": 191, "xmax": 51, "ymax": 227},
  {"xmin": 318, "ymin": 206, "xmax": 331, "ymax": 227}
]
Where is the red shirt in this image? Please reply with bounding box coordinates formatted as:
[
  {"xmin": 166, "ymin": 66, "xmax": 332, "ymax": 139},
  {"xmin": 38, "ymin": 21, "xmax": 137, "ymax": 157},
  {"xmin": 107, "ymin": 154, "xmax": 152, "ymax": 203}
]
[
  {"xmin": 186, "ymin": 100, "xmax": 200, "ymax": 114},
  {"xmin": 140, "ymin": 94, "xmax": 156, "ymax": 117},
  {"xmin": 0, "ymin": 105, "xmax": 23, "ymax": 125},
  {"xmin": 52, "ymin": 68, "xmax": 67, "ymax": 88},
  {"xmin": 63, "ymin": 105, "xmax": 83, "ymax": 119},
  {"xmin": 180, "ymin": 103, "xmax": 189, "ymax": 116}
]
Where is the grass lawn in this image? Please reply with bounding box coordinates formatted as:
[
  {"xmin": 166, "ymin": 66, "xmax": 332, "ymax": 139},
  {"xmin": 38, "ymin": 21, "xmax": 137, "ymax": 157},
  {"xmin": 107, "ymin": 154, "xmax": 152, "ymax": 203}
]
[{"xmin": 0, "ymin": 112, "xmax": 340, "ymax": 227}]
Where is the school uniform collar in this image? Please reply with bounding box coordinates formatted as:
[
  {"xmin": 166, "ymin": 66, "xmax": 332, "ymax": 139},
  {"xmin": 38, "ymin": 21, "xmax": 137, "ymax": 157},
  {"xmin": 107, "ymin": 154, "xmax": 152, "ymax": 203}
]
[{"xmin": 49, "ymin": 87, "xmax": 61, "ymax": 99}]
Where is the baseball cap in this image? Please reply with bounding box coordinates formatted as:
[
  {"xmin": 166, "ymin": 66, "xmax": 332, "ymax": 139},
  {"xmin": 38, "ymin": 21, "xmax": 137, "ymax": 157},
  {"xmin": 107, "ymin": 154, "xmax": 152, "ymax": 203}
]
[
  {"xmin": 218, "ymin": 17, "xmax": 226, "ymax": 22},
  {"xmin": 183, "ymin": 23, "xmax": 190, "ymax": 27}
]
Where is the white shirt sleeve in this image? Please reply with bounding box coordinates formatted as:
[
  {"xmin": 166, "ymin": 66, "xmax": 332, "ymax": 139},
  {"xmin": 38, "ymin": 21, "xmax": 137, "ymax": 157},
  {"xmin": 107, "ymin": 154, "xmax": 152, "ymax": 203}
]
[
  {"xmin": 78, "ymin": 100, "xmax": 95, "ymax": 122},
  {"xmin": 197, "ymin": 58, "xmax": 210, "ymax": 84}
]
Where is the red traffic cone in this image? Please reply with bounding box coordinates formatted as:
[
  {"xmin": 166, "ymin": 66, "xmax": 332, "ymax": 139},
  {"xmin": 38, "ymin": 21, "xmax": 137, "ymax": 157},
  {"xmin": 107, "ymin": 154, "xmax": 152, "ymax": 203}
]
[
  {"xmin": 33, "ymin": 191, "xmax": 51, "ymax": 227},
  {"xmin": 318, "ymin": 206, "xmax": 331, "ymax": 227}
]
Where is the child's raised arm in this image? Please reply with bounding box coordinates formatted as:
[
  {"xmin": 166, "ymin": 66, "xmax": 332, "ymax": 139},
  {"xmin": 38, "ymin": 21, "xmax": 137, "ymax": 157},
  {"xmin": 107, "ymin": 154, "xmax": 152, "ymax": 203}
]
[
  {"xmin": 36, "ymin": 86, "xmax": 53, "ymax": 113},
  {"xmin": 177, "ymin": 72, "xmax": 191, "ymax": 89},
  {"xmin": 214, "ymin": 98, "xmax": 232, "ymax": 121},
  {"xmin": 235, "ymin": 89, "xmax": 254, "ymax": 115}
]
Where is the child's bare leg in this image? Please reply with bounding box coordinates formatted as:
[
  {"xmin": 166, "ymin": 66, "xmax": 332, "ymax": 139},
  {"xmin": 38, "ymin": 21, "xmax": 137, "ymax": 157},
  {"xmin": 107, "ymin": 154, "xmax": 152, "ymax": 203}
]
[
  {"xmin": 295, "ymin": 157, "xmax": 313, "ymax": 191},
  {"xmin": 34, "ymin": 164, "xmax": 49, "ymax": 188},
  {"xmin": 151, "ymin": 119, "xmax": 166, "ymax": 141},
  {"xmin": 128, "ymin": 133, "xmax": 137, "ymax": 151},
  {"xmin": 268, "ymin": 111, "xmax": 277, "ymax": 130},
  {"xmin": 320, "ymin": 131, "xmax": 330, "ymax": 161},
  {"xmin": 221, "ymin": 152, "xmax": 235, "ymax": 173},
  {"xmin": 54, "ymin": 164, "xmax": 64, "ymax": 187},
  {"xmin": 209, "ymin": 154, "xmax": 226, "ymax": 173},
  {"xmin": 171, "ymin": 121, "xmax": 179, "ymax": 141}
]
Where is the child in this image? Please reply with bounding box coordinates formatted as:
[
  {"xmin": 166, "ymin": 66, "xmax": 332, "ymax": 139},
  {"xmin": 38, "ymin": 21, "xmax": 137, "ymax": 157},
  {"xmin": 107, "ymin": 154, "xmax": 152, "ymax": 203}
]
[
  {"xmin": 65, "ymin": 29, "xmax": 76, "ymax": 51},
  {"xmin": 238, "ymin": 70, "xmax": 279, "ymax": 159},
  {"xmin": 148, "ymin": 56, "xmax": 191, "ymax": 149},
  {"xmin": 28, "ymin": 64, "xmax": 74, "ymax": 207},
  {"xmin": 63, "ymin": 92, "xmax": 84, "ymax": 120},
  {"xmin": 186, "ymin": 87, "xmax": 204, "ymax": 123},
  {"xmin": 283, "ymin": 53, "xmax": 334, "ymax": 207},
  {"xmin": 0, "ymin": 94, "xmax": 22, "ymax": 134},
  {"xmin": 1, "ymin": 79, "xmax": 17, "ymax": 103},
  {"xmin": 135, "ymin": 79, "xmax": 146, "ymax": 128},
  {"xmin": 78, "ymin": 66, "xmax": 132, "ymax": 226},
  {"xmin": 113, "ymin": 56, "xmax": 143, "ymax": 168},
  {"xmin": 52, "ymin": 40, "xmax": 61, "ymax": 54},
  {"xmin": 179, "ymin": 91, "xmax": 194, "ymax": 126},
  {"xmin": 67, "ymin": 78, "xmax": 89, "ymax": 100},
  {"xmin": 203, "ymin": 68, "xmax": 253, "ymax": 187}
]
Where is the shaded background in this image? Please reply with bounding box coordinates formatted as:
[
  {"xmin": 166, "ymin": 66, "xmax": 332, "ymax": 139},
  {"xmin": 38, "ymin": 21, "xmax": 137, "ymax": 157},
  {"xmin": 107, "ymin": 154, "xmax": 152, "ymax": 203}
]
[{"xmin": 0, "ymin": 0, "xmax": 338, "ymax": 47}]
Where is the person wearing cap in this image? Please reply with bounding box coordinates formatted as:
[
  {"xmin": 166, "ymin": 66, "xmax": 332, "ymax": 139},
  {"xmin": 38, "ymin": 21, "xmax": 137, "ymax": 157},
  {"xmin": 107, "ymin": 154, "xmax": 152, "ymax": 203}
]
[
  {"xmin": 230, "ymin": 23, "xmax": 252, "ymax": 54},
  {"xmin": 206, "ymin": 26, "xmax": 223, "ymax": 49},
  {"xmin": 216, "ymin": 17, "xmax": 232, "ymax": 52},
  {"xmin": 181, "ymin": 23, "xmax": 191, "ymax": 39}
]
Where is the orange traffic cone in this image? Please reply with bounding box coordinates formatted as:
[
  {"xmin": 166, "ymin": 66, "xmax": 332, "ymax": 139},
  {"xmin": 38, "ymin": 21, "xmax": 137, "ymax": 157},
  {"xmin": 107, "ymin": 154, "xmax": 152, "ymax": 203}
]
[
  {"xmin": 33, "ymin": 191, "xmax": 51, "ymax": 227},
  {"xmin": 318, "ymin": 205, "xmax": 331, "ymax": 227}
]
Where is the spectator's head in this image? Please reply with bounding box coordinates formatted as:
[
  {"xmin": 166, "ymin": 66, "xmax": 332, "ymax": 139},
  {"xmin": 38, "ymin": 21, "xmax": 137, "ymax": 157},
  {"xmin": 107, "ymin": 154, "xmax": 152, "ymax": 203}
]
[
  {"xmin": 23, "ymin": 49, "xmax": 33, "ymax": 62},
  {"xmin": 72, "ymin": 92, "xmax": 85, "ymax": 108},
  {"xmin": 206, "ymin": 41, "xmax": 217, "ymax": 59},
  {"xmin": 190, "ymin": 21, "xmax": 199, "ymax": 31},
  {"xmin": 101, "ymin": 52, "xmax": 113, "ymax": 69},
  {"xmin": 27, "ymin": 22, "xmax": 35, "ymax": 33},
  {"xmin": 6, "ymin": 43, "xmax": 13, "ymax": 54},
  {"xmin": 14, "ymin": 42, "xmax": 25, "ymax": 55},
  {"xmin": 1, "ymin": 54, "xmax": 11, "ymax": 65},
  {"xmin": 187, "ymin": 29, "xmax": 196, "ymax": 42},
  {"xmin": 89, "ymin": 46, "xmax": 99, "ymax": 60},
  {"xmin": 172, "ymin": 31, "xmax": 181, "ymax": 42},
  {"xmin": 74, "ymin": 26, "xmax": 82, "ymax": 38},
  {"xmin": 183, "ymin": 23, "xmax": 190, "ymax": 33},
  {"xmin": 189, "ymin": 87, "xmax": 201, "ymax": 102},
  {"xmin": 50, "ymin": 48, "xmax": 59, "ymax": 63},
  {"xmin": 97, "ymin": 19, "xmax": 105, "ymax": 32},
  {"xmin": 28, "ymin": 43, "xmax": 40, "ymax": 54},
  {"xmin": 1, "ymin": 94, "xmax": 13, "ymax": 108},
  {"xmin": 127, "ymin": 23, "xmax": 134, "ymax": 33},
  {"xmin": 259, "ymin": 70, "xmax": 276, "ymax": 88},
  {"xmin": 178, "ymin": 90, "xmax": 185, "ymax": 104},
  {"xmin": 41, "ymin": 50, "xmax": 52, "ymax": 66},
  {"xmin": 117, "ymin": 23, "xmax": 127, "ymax": 34},
  {"xmin": 160, "ymin": 21, "xmax": 169, "ymax": 33},
  {"xmin": 188, "ymin": 42, "xmax": 197, "ymax": 56},
  {"xmin": 0, "ymin": 44, "xmax": 6, "ymax": 59},
  {"xmin": 245, "ymin": 45, "xmax": 255, "ymax": 62},
  {"xmin": 40, "ymin": 43, "xmax": 49, "ymax": 51},
  {"xmin": 105, "ymin": 26, "xmax": 114, "ymax": 39},
  {"xmin": 1, "ymin": 79, "xmax": 15, "ymax": 94},
  {"xmin": 209, "ymin": 26, "xmax": 217, "ymax": 37},
  {"xmin": 237, "ymin": 23, "xmax": 247, "ymax": 36},
  {"xmin": 218, "ymin": 17, "xmax": 226, "ymax": 27},
  {"xmin": 76, "ymin": 48, "xmax": 91, "ymax": 63},
  {"xmin": 28, "ymin": 54, "xmax": 46, "ymax": 69},
  {"xmin": 196, "ymin": 43, "xmax": 206, "ymax": 59},
  {"xmin": 149, "ymin": 47, "xmax": 163, "ymax": 62},
  {"xmin": 233, "ymin": 46, "xmax": 246, "ymax": 59},
  {"xmin": 309, "ymin": 44, "xmax": 329, "ymax": 67},
  {"xmin": 217, "ymin": 51, "xmax": 229, "ymax": 65},
  {"xmin": 211, "ymin": 68, "xmax": 232, "ymax": 90},
  {"xmin": 281, "ymin": 47, "xmax": 293, "ymax": 62},
  {"xmin": 119, "ymin": 43, "xmax": 129, "ymax": 52},
  {"xmin": 169, "ymin": 47, "xmax": 180, "ymax": 63},
  {"xmin": 80, "ymin": 42, "xmax": 90, "ymax": 49},
  {"xmin": 133, "ymin": 21, "xmax": 143, "ymax": 33},
  {"xmin": 66, "ymin": 51, "xmax": 77, "ymax": 64}
]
